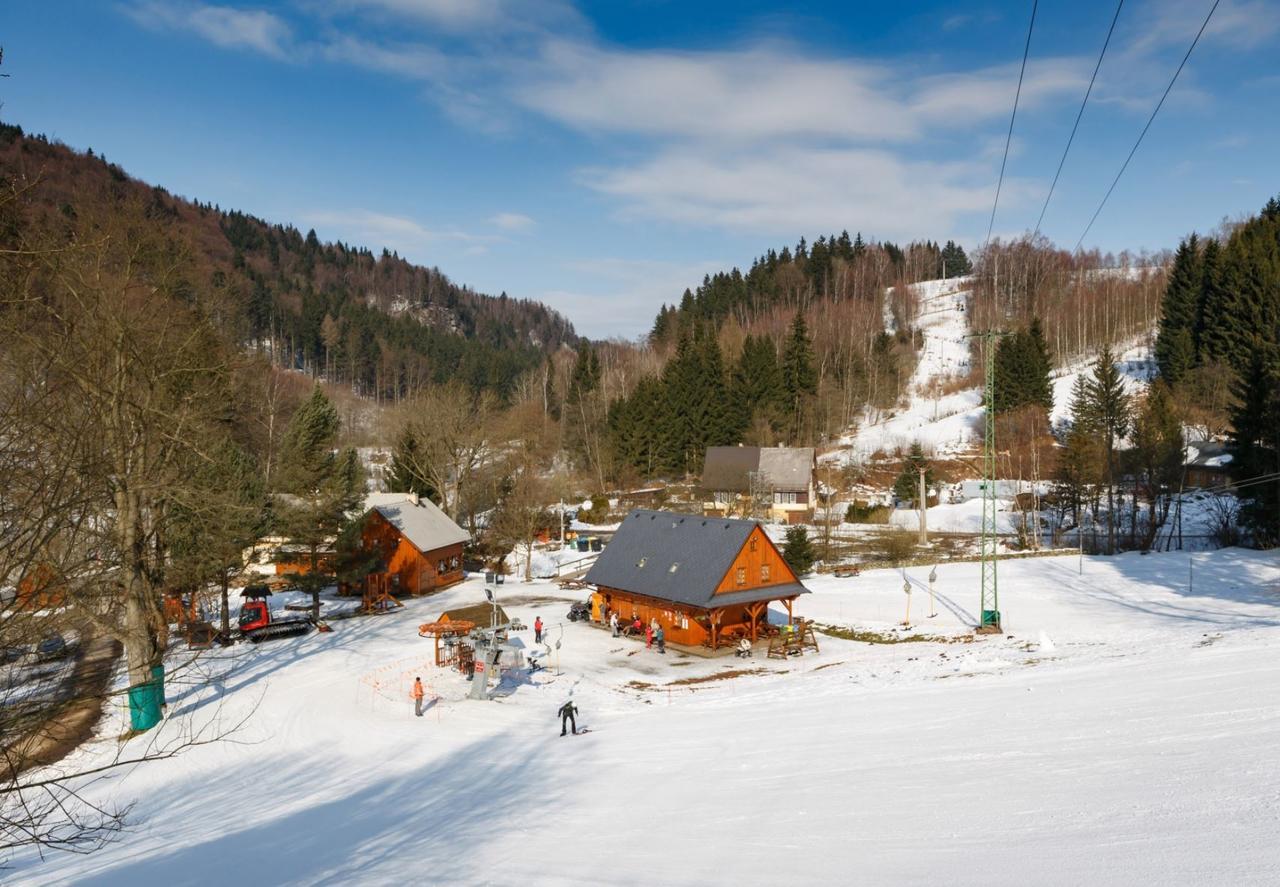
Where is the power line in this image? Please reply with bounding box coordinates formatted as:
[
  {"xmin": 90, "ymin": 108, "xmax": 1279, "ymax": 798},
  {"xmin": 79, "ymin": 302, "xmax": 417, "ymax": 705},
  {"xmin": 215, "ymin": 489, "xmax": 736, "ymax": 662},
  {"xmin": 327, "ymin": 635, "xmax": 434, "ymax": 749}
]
[
  {"xmin": 984, "ymin": 0, "xmax": 1039, "ymax": 252},
  {"xmin": 1033, "ymin": 0, "xmax": 1125, "ymax": 237},
  {"xmin": 1073, "ymin": 0, "xmax": 1221, "ymax": 253}
]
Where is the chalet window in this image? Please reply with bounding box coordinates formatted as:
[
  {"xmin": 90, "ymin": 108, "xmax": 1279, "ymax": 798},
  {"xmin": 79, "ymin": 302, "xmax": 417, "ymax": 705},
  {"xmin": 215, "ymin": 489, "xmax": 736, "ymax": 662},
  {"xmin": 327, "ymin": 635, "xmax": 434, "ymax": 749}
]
[
  {"xmin": 749, "ymin": 538, "xmax": 757, "ymax": 552},
  {"xmin": 773, "ymin": 491, "xmax": 799, "ymax": 505},
  {"xmin": 438, "ymin": 560, "xmax": 447, "ymax": 573},
  {"xmin": 736, "ymin": 567, "xmax": 746, "ymax": 586},
  {"xmin": 761, "ymin": 564, "xmax": 771, "ymax": 582}
]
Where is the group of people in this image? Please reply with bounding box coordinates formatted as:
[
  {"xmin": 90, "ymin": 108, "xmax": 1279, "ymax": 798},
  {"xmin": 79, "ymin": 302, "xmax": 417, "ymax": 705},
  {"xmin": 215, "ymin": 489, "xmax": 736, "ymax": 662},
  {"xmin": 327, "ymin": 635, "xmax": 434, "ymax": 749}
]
[{"xmin": 607, "ymin": 611, "xmax": 664, "ymax": 653}]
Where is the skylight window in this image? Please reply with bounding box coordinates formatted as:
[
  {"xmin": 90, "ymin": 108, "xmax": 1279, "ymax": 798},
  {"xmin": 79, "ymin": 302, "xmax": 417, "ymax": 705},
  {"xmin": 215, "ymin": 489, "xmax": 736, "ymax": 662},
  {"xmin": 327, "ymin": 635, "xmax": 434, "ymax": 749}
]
[{"xmin": 669, "ymin": 562, "xmax": 680, "ymax": 573}]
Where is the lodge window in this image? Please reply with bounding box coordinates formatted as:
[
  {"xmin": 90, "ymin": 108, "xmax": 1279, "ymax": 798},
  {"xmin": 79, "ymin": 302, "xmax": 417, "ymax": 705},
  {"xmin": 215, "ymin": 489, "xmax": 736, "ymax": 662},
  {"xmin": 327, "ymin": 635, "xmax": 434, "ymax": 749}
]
[
  {"xmin": 761, "ymin": 564, "xmax": 771, "ymax": 582},
  {"xmin": 438, "ymin": 560, "xmax": 447, "ymax": 573},
  {"xmin": 736, "ymin": 567, "xmax": 746, "ymax": 586},
  {"xmin": 749, "ymin": 538, "xmax": 757, "ymax": 552},
  {"xmin": 773, "ymin": 491, "xmax": 799, "ymax": 505}
]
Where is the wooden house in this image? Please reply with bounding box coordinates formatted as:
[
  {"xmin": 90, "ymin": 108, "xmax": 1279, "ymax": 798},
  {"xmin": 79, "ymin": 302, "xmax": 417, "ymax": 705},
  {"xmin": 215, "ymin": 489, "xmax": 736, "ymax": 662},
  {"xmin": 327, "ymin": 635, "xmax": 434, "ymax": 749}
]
[
  {"xmin": 1184, "ymin": 440, "xmax": 1234, "ymax": 489},
  {"xmin": 356, "ymin": 492, "xmax": 470, "ymax": 596},
  {"xmin": 584, "ymin": 509, "xmax": 810, "ymax": 649},
  {"xmin": 701, "ymin": 446, "xmax": 816, "ymax": 524}
]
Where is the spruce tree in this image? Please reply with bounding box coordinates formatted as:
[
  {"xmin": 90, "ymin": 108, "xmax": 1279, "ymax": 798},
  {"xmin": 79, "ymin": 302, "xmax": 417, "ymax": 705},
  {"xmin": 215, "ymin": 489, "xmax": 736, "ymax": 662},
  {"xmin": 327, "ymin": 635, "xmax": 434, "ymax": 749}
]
[
  {"xmin": 1230, "ymin": 348, "xmax": 1280, "ymax": 545},
  {"xmin": 941, "ymin": 240, "xmax": 972, "ymax": 276},
  {"xmin": 388, "ymin": 426, "xmax": 435, "ymax": 500},
  {"xmin": 892, "ymin": 442, "xmax": 935, "ymax": 505},
  {"xmin": 782, "ymin": 525, "xmax": 818, "ymax": 575},
  {"xmin": 1155, "ymin": 234, "xmax": 1202, "ymax": 383},
  {"xmin": 782, "ymin": 311, "xmax": 816, "ymax": 441},
  {"xmin": 1082, "ymin": 347, "xmax": 1132, "ymax": 553}
]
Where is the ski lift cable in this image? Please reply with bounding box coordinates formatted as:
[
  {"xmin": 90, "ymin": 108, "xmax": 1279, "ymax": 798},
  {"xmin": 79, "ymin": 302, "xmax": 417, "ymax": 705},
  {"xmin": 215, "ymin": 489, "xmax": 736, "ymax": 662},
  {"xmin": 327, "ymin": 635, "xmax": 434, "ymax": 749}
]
[
  {"xmin": 1032, "ymin": 0, "xmax": 1125, "ymax": 238},
  {"xmin": 1073, "ymin": 0, "xmax": 1221, "ymax": 253},
  {"xmin": 984, "ymin": 0, "xmax": 1040, "ymax": 255}
]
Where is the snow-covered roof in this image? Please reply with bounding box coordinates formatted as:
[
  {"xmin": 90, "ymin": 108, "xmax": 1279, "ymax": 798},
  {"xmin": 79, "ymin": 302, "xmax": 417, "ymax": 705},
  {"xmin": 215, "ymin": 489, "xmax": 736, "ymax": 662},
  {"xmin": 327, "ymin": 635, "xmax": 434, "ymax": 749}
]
[
  {"xmin": 1186, "ymin": 440, "xmax": 1233, "ymax": 469},
  {"xmin": 369, "ymin": 494, "xmax": 469, "ymax": 553}
]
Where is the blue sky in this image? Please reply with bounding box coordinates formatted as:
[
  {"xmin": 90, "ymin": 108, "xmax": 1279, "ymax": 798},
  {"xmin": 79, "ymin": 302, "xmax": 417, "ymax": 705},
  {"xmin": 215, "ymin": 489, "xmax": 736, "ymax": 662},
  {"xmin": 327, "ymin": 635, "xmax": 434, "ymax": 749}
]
[{"xmin": 3, "ymin": 1, "xmax": 1278, "ymax": 338}]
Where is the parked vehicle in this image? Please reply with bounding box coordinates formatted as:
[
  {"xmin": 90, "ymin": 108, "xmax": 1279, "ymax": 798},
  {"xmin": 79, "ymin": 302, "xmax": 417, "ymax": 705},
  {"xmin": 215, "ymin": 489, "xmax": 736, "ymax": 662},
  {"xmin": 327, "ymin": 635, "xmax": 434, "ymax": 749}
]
[
  {"xmin": 566, "ymin": 600, "xmax": 592, "ymax": 622},
  {"xmin": 238, "ymin": 587, "xmax": 313, "ymax": 643},
  {"xmin": 36, "ymin": 634, "xmax": 69, "ymax": 660}
]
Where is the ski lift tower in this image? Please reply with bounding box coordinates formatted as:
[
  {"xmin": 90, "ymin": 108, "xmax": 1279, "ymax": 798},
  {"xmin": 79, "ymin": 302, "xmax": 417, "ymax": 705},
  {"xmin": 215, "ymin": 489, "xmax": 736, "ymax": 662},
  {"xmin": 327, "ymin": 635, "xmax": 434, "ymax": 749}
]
[{"xmin": 967, "ymin": 329, "xmax": 1008, "ymax": 634}]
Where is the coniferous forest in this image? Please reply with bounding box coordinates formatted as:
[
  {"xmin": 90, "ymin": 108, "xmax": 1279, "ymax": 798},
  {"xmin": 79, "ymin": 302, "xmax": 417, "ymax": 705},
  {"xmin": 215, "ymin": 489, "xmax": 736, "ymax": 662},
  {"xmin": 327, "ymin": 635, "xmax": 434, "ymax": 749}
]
[{"xmin": 0, "ymin": 123, "xmax": 576, "ymax": 400}]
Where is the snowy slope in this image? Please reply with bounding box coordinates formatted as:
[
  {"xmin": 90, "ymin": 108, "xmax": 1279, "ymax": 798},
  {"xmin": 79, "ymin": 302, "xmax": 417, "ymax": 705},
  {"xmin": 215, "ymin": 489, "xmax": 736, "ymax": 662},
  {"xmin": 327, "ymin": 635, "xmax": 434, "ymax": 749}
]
[
  {"xmin": 11, "ymin": 547, "xmax": 1280, "ymax": 886},
  {"xmin": 834, "ymin": 278, "xmax": 979, "ymax": 460},
  {"xmin": 827, "ymin": 277, "xmax": 1155, "ymax": 465}
]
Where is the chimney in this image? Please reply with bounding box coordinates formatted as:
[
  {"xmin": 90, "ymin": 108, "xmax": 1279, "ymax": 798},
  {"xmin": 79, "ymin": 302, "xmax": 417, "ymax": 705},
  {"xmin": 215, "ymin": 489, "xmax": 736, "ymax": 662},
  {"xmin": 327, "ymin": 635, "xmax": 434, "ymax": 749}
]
[{"xmin": 408, "ymin": 490, "xmax": 420, "ymax": 506}]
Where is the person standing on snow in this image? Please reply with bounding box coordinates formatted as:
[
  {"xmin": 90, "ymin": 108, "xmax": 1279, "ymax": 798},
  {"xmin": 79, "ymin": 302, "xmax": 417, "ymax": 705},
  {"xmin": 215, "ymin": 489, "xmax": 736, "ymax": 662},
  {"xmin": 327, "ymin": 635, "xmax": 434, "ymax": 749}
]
[
  {"xmin": 610, "ymin": 611, "xmax": 619, "ymax": 637},
  {"xmin": 655, "ymin": 625, "xmax": 665, "ymax": 654},
  {"xmin": 558, "ymin": 699, "xmax": 578, "ymax": 736},
  {"xmin": 534, "ymin": 616, "xmax": 544, "ymax": 644},
  {"xmin": 411, "ymin": 677, "xmax": 426, "ymax": 717},
  {"xmin": 645, "ymin": 622, "xmax": 654, "ymax": 648}
]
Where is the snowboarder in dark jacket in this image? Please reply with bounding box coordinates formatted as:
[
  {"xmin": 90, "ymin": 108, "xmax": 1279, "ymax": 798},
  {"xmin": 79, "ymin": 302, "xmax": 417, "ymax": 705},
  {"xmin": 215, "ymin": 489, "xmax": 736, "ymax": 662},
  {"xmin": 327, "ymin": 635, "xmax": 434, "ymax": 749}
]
[{"xmin": 558, "ymin": 700, "xmax": 578, "ymax": 736}]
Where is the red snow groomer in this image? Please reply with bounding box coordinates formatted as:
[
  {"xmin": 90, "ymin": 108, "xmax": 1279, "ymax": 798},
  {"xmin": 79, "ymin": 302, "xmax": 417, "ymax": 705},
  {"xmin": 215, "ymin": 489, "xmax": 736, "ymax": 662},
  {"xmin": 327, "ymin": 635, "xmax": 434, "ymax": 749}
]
[{"xmin": 238, "ymin": 586, "xmax": 313, "ymax": 643}]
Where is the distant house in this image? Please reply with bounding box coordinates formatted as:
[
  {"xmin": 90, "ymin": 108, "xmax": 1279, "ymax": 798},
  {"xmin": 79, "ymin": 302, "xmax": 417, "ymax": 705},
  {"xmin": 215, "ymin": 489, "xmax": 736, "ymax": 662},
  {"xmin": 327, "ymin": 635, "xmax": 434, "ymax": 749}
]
[
  {"xmin": 701, "ymin": 446, "xmax": 816, "ymax": 524},
  {"xmin": 356, "ymin": 492, "xmax": 470, "ymax": 596},
  {"xmin": 957, "ymin": 480, "xmax": 1021, "ymax": 503},
  {"xmin": 1185, "ymin": 441, "xmax": 1234, "ymax": 489},
  {"xmin": 584, "ymin": 509, "xmax": 810, "ymax": 649}
]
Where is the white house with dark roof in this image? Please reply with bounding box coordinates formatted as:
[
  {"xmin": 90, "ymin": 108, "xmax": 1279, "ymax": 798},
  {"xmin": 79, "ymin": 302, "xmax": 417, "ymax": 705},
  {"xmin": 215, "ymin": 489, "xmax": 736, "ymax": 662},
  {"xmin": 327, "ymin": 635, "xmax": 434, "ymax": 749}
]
[{"xmin": 701, "ymin": 446, "xmax": 816, "ymax": 524}]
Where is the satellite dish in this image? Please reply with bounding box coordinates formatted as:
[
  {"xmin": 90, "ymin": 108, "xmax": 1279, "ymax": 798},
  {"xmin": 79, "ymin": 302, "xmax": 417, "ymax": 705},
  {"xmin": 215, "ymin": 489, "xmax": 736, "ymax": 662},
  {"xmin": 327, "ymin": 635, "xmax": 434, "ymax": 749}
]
[
  {"xmin": 581, "ymin": 499, "xmax": 593, "ymax": 511},
  {"xmin": 484, "ymin": 588, "xmax": 494, "ymax": 603}
]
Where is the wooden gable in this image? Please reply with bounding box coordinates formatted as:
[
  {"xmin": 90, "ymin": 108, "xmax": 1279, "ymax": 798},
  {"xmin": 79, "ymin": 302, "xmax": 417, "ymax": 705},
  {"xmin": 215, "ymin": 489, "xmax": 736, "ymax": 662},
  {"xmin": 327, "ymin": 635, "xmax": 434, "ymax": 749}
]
[{"xmin": 712, "ymin": 525, "xmax": 798, "ymax": 595}]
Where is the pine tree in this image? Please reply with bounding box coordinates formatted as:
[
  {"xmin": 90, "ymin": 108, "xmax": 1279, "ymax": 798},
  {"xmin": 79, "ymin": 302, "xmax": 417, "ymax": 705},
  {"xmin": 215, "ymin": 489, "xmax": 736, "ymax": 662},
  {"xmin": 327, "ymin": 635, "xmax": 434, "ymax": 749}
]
[
  {"xmin": 782, "ymin": 525, "xmax": 818, "ymax": 575},
  {"xmin": 781, "ymin": 311, "xmax": 816, "ymax": 441},
  {"xmin": 892, "ymin": 441, "xmax": 935, "ymax": 505},
  {"xmin": 388, "ymin": 426, "xmax": 435, "ymax": 500},
  {"xmin": 1155, "ymin": 234, "xmax": 1201, "ymax": 383},
  {"xmin": 941, "ymin": 240, "xmax": 972, "ymax": 276},
  {"xmin": 276, "ymin": 386, "xmax": 341, "ymax": 494},
  {"xmin": 1230, "ymin": 348, "xmax": 1280, "ymax": 545},
  {"xmin": 1130, "ymin": 381, "xmax": 1184, "ymax": 550},
  {"xmin": 1082, "ymin": 347, "xmax": 1132, "ymax": 553}
]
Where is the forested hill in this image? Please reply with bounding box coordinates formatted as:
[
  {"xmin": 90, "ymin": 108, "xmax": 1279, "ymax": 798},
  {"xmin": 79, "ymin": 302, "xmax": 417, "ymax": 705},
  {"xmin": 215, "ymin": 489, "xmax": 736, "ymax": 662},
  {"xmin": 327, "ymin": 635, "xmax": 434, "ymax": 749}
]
[{"xmin": 0, "ymin": 121, "xmax": 576, "ymax": 397}]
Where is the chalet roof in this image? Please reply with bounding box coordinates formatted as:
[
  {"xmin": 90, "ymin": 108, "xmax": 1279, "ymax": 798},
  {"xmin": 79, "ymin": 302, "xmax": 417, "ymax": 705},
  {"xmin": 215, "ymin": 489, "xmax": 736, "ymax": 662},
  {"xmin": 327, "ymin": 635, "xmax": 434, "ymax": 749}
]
[
  {"xmin": 701, "ymin": 446, "xmax": 815, "ymax": 492},
  {"xmin": 370, "ymin": 496, "xmax": 470, "ymax": 554},
  {"xmin": 584, "ymin": 509, "xmax": 809, "ymax": 610},
  {"xmin": 440, "ymin": 603, "xmax": 509, "ymax": 626},
  {"xmin": 1185, "ymin": 440, "xmax": 1233, "ymax": 469}
]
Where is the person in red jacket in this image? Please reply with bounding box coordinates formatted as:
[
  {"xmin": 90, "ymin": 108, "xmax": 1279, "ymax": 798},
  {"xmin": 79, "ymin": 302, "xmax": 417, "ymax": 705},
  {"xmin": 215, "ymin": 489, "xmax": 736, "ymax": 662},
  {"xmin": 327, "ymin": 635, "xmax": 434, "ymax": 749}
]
[
  {"xmin": 411, "ymin": 677, "xmax": 426, "ymax": 717},
  {"xmin": 645, "ymin": 623, "xmax": 654, "ymax": 648},
  {"xmin": 534, "ymin": 616, "xmax": 544, "ymax": 644}
]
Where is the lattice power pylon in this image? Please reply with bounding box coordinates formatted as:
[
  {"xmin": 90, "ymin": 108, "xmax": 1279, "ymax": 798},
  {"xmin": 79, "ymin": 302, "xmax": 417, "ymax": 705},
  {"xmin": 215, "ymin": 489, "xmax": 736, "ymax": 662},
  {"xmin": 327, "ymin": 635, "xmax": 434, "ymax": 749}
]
[{"xmin": 969, "ymin": 329, "xmax": 1007, "ymax": 633}]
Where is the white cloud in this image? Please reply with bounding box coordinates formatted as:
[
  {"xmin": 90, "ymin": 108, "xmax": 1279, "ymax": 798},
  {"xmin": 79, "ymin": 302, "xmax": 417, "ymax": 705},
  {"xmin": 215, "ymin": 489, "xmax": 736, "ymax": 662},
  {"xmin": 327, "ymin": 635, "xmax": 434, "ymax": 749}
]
[
  {"xmin": 581, "ymin": 146, "xmax": 1037, "ymax": 241},
  {"xmin": 542, "ymin": 257, "xmax": 727, "ymax": 339},
  {"xmin": 299, "ymin": 209, "xmax": 493, "ymax": 260},
  {"xmin": 491, "ymin": 212, "xmax": 535, "ymax": 231},
  {"xmin": 123, "ymin": 1, "xmax": 293, "ymax": 59}
]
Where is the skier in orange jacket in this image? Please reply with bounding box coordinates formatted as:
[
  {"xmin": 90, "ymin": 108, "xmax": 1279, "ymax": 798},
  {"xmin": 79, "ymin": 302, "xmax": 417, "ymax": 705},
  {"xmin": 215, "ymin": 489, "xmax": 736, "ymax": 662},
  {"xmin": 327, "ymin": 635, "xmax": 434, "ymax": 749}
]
[{"xmin": 411, "ymin": 677, "xmax": 426, "ymax": 717}]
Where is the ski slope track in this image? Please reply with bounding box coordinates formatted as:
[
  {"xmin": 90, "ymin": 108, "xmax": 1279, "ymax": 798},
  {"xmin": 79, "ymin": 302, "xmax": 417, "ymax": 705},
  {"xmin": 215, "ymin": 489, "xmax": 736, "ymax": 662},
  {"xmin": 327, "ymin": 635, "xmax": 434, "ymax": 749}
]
[
  {"xmin": 827, "ymin": 277, "xmax": 1153, "ymax": 465},
  {"xmin": 11, "ymin": 546, "xmax": 1280, "ymax": 886}
]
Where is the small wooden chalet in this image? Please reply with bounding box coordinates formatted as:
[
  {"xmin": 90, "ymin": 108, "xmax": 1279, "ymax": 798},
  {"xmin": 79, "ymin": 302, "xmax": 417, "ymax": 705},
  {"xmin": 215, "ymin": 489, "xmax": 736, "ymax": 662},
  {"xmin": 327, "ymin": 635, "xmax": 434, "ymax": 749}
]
[
  {"xmin": 357, "ymin": 492, "xmax": 470, "ymax": 596},
  {"xmin": 1184, "ymin": 440, "xmax": 1234, "ymax": 489},
  {"xmin": 701, "ymin": 446, "xmax": 816, "ymax": 523},
  {"xmin": 584, "ymin": 509, "xmax": 810, "ymax": 649}
]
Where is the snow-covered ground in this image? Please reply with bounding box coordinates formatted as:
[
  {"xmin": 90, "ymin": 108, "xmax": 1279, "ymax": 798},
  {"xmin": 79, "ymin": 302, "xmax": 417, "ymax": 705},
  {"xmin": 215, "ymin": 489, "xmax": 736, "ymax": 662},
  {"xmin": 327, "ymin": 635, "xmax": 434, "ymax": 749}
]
[
  {"xmin": 833, "ymin": 278, "xmax": 978, "ymax": 461},
  {"xmin": 825, "ymin": 277, "xmax": 1156, "ymax": 464},
  {"xmin": 12, "ymin": 546, "xmax": 1280, "ymax": 885}
]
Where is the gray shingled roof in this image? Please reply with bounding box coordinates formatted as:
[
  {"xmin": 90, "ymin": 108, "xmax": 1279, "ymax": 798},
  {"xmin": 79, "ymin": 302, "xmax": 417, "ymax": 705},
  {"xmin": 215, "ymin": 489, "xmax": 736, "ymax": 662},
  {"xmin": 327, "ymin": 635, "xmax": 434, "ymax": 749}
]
[
  {"xmin": 584, "ymin": 509, "xmax": 809, "ymax": 610},
  {"xmin": 371, "ymin": 497, "xmax": 470, "ymax": 553},
  {"xmin": 701, "ymin": 446, "xmax": 814, "ymax": 492}
]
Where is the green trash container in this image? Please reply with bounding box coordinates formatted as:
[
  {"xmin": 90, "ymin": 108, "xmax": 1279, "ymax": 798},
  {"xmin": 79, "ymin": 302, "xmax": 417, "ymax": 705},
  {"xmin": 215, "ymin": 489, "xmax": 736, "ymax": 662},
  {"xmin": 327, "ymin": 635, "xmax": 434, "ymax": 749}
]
[
  {"xmin": 980, "ymin": 609, "xmax": 1002, "ymax": 629},
  {"xmin": 151, "ymin": 664, "xmax": 166, "ymax": 705},
  {"xmin": 128, "ymin": 679, "xmax": 163, "ymax": 732}
]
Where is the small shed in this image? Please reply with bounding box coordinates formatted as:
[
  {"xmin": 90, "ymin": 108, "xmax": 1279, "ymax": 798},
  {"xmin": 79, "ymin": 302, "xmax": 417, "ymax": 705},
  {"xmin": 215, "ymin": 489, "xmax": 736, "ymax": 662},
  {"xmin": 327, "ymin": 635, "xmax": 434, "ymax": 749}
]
[{"xmin": 585, "ymin": 509, "xmax": 810, "ymax": 649}]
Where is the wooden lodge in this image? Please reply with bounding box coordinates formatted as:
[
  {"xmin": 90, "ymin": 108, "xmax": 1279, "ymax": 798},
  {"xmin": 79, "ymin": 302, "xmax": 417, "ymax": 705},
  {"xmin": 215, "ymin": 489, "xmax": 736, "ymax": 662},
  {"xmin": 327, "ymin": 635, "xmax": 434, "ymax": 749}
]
[
  {"xmin": 584, "ymin": 509, "xmax": 810, "ymax": 649},
  {"xmin": 354, "ymin": 492, "xmax": 470, "ymax": 597}
]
